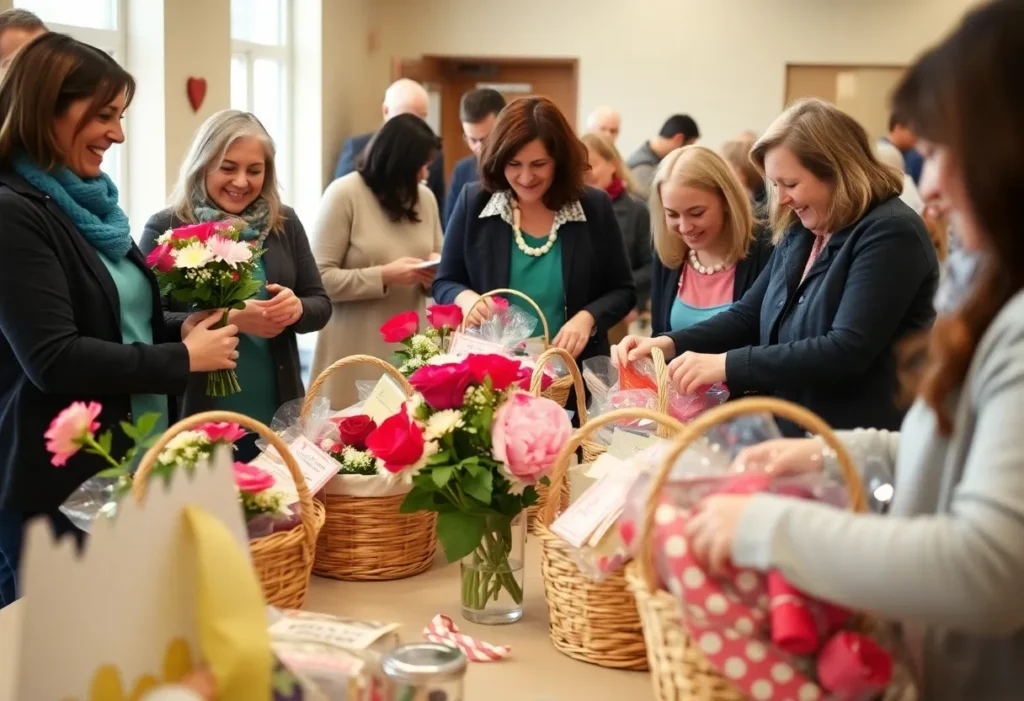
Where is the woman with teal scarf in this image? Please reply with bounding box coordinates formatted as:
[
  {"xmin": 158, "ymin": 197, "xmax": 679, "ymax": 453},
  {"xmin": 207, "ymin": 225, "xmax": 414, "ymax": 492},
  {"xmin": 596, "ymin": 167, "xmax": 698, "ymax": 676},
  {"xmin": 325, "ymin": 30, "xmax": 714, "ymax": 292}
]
[
  {"xmin": 142, "ymin": 110, "xmax": 330, "ymax": 461},
  {"xmin": 0, "ymin": 34, "xmax": 239, "ymax": 609}
]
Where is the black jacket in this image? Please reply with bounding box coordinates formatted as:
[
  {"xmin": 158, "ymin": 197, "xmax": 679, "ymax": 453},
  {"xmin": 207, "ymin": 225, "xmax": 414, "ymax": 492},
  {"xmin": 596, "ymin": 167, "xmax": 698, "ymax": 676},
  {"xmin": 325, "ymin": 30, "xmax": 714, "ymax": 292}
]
[
  {"xmin": 443, "ymin": 155, "xmax": 478, "ymax": 230},
  {"xmin": 651, "ymin": 228, "xmax": 773, "ymax": 336},
  {"xmin": 433, "ymin": 184, "xmax": 636, "ymax": 362},
  {"xmin": 0, "ymin": 173, "xmax": 190, "ymax": 515},
  {"xmin": 334, "ymin": 131, "xmax": 445, "ymax": 212},
  {"xmin": 141, "ymin": 207, "xmax": 330, "ymax": 417},
  {"xmin": 611, "ymin": 193, "xmax": 653, "ymax": 312},
  {"xmin": 665, "ymin": 197, "xmax": 938, "ymax": 433}
]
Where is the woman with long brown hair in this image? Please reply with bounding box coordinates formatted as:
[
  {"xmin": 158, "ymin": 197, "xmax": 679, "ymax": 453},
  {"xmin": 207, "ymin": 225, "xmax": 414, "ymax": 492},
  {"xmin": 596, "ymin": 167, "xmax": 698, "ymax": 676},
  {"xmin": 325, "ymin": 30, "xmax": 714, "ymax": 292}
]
[{"xmin": 684, "ymin": 2, "xmax": 1024, "ymax": 697}]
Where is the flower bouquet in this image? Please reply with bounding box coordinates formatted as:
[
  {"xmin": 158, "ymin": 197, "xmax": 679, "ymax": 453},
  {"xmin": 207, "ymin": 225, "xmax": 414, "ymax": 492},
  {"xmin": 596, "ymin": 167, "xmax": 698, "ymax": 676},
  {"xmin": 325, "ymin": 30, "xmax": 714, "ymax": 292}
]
[
  {"xmin": 146, "ymin": 220, "xmax": 266, "ymax": 396},
  {"xmin": 363, "ymin": 353, "xmax": 572, "ymax": 623},
  {"xmin": 379, "ymin": 304, "xmax": 463, "ymax": 377}
]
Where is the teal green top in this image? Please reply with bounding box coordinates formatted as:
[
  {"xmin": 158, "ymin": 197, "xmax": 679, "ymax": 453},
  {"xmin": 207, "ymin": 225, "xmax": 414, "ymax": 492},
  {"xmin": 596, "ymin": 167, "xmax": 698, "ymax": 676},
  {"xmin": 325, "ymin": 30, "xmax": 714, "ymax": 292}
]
[
  {"xmin": 209, "ymin": 258, "xmax": 279, "ymax": 426},
  {"xmin": 97, "ymin": 253, "xmax": 170, "ymax": 432},
  {"xmin": 669, "ymin": 297, "xmax": 733, "ymax": 332},
  {"xmin": 508, "ymin": 233, "xmax": 566, "ymax": 339}
]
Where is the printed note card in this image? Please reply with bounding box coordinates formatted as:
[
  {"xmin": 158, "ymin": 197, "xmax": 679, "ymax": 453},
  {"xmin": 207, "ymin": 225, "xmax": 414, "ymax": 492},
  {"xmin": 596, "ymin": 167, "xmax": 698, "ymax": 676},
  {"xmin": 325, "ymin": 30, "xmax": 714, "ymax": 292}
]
[{"xmin": 362, "ymin": 374, "xmax": 408, "ymax": 424}]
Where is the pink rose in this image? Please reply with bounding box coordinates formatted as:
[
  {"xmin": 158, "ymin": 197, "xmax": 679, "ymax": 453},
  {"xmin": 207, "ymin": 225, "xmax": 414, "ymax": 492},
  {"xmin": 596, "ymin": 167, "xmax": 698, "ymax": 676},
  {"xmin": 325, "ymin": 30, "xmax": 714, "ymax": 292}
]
[
  {"xmin": 463, "ymin": 354, "xmax": 523, "ymax": 392},
  {"xmin": 171, "ymin": 221, "xmax": 219, "ymax": 243},
  {"xmin": 380, "ymin": 311, "xmax": 420, "ymax": 343},
  {"xmin": 45, "ymin": 401, "xmax": 102, "ymax": 467},
  {"xmin": 491, "ymin": 392, "xmax": 572, "ymax": 486},
  {"xmin": 232, "ymin": 461, "xmax": 275, "ymax": 494},
  {"xmin": 145, "ymin": 243, "xmax": 175, "ymax": 273},
  {"xmin": 365, "ymin": 405, "xmax": 425, "ymax": 473},
  {"xmin": 491, "ymin": 296, "xmax": 509, "ymax": 312},
  {"xmin": 199, "ymin": 422, "xmax": 247, "ymax": 444},
  {"xmin": 409, "ymin": 362, "xmax": 475, "ymax": 410},
  {"xmin": 426, "ymin": 304, "xmax": 463, "ymax": 330}
]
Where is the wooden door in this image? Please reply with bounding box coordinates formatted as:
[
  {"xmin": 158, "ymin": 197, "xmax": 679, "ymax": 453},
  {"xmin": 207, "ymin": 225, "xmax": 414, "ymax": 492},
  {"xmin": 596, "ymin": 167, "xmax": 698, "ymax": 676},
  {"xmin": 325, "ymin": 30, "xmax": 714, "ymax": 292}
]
[{"xmin": 785, "ymin": 65, "xmax": 906, "ymax": 140}]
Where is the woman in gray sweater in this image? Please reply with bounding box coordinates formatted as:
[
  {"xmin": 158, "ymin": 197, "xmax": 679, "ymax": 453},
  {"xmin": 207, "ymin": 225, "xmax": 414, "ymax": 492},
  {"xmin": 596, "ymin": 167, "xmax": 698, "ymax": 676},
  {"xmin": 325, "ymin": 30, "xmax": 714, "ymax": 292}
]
[{"xmin": 684, "ymin": 2, "xmax": 1024, "ymax": 699}]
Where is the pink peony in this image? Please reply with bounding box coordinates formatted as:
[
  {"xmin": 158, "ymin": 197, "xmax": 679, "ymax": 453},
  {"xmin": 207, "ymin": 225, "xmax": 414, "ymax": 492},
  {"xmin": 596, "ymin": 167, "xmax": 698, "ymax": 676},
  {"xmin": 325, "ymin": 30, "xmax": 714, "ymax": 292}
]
[
  {"xmin": 145, "ymin": 243, "xmax": 175, "ymax": 273},
  {"xmin": 426, "ymin": 304, "xmax": 463, "ymax": 330},
  {"xmin": 206, "ymin": 235, "xmax": 253, "ymax": 269},
  {"xmin": 45, "ymin": 401, "xmax": 102, "ymax": 467},
  {"xmin": 380, "ymin": 311, "xmax": 420, "ymax": 343},
  {"xmin": 491, "ymin": 392, "xmax": 571, "ymax": 486},
  {"xmin": 199, "ymin": 422, "xmax": 247, "ymax": 444},
  {"xmin": 171, "ymin": 221, "xmax": 220, "ymax": 243},
  {"xmin": 232, "ymin": 461, "xmax": 275, "ymax": 494},
  {"xmin": 409, "ymin": 361, "xmax": 475, "ymax": 410}
]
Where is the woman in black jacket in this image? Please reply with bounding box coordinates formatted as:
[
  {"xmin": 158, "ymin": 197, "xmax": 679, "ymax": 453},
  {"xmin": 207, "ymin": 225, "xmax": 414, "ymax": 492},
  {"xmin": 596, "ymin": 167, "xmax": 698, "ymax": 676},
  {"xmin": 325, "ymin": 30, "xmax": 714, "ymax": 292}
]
[
  {"xmin": 0, "ymin": 34, "xmax": 238, "ymax": 608},
  {"xmin": 434, "ymin": 97, "xmax": 635, "ymax": 361},
  {"xmin": 643, "ymin": 146, "xmax": 772, "ymax": 337},
  {"xmin": 141, "ymin": 110, "xmax": 330, "ymax": 459},
  {"xmin": 615, "ymin": 99, "xmax": 939, "ymax": 433}
]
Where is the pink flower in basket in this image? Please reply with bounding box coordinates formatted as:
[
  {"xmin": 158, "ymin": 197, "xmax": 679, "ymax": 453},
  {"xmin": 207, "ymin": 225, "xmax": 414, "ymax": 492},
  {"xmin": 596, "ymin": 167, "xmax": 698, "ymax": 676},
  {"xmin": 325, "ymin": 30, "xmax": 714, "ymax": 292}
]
[
  {"xmin": 380, "ymin": 311, "xmax": 420, "ymax": 343},
  {"xmin": 44, "ymin": 401, "xmax": 102, "ymax": 467},
  {"xmin": 232, "ymin": 461, "xmax": 275, "ymax": 493},
  {"xmin": 491, "ymin": 391, "xmax": 571, "ymax": 486},
  {"xmin": 409, "ymin": 361, "xmax": 475, "ymax": 410},
  {"xmin": 427, "ymin": 303, "xmax": 463, "ymax": 330},
  {"xmin": 171, "ymin": 221, "xmax": 219, "ymax": 243},
  {"xmin": 199, "ymin": 422, "xmax": 247, "ymax": 444}
]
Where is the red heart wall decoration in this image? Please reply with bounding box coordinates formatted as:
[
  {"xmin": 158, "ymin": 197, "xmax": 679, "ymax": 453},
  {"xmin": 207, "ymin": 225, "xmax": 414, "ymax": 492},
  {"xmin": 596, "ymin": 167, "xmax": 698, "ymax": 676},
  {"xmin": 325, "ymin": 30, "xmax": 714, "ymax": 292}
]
[{"xmin": 187, "ymin": 77, "xmax": 207, "ymax": 113}]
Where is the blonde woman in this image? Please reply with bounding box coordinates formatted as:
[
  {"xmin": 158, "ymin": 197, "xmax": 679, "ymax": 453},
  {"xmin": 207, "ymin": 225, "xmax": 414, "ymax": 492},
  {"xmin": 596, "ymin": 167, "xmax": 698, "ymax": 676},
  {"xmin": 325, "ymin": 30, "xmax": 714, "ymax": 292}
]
[
  {"xmin": 641, "ymin": 146, "xmax": 772, "ymax": 336},
  {"xmin": 721, "ymin": 138, "xmax": 767, "ymax": 210},
  {"xmin": 582, "ymin": 132, "xmax": 651, "ymax": 332},
  {"xmin": 141, "ymin": 110, "xmax": 330, "ymax": 457},
  {"xmin": 616, "ymin": 99, "xmax": 939, "ymax": 433}
]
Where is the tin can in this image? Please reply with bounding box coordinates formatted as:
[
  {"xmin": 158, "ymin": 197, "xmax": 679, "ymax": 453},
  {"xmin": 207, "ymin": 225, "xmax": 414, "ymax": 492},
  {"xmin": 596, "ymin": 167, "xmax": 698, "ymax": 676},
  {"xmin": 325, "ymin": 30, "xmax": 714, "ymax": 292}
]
[{"xmin": 382, "ymin": 643, "xmax": 467, "ymax": 701}]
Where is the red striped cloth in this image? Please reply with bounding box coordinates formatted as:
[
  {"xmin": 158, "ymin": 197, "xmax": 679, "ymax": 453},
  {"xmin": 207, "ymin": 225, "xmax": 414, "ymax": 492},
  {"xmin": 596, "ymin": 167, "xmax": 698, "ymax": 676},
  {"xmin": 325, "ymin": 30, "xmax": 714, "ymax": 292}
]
[{"xmin": 423, "ymin": 614, "xmax": 512, "ymax": 662}]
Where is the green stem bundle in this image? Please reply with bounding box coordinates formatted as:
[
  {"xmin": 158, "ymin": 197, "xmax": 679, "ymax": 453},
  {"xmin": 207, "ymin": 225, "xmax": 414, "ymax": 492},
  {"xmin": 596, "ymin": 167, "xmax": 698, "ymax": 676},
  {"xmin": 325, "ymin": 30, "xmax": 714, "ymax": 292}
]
[{"xmin": 461, "ymin": 523, "xmax": 523, "ymax": 612}]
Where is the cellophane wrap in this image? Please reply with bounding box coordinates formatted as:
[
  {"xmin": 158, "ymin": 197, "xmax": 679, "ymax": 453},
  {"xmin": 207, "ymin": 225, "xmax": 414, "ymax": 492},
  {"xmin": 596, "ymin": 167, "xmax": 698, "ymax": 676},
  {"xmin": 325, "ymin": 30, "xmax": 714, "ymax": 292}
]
[
  {"xmin": 462, "ymin": 303, "xmax": 569, "ymax": 379},
  {"xmin": 59, "ymin": 474, "xmax": 131, "ymax": 533}
]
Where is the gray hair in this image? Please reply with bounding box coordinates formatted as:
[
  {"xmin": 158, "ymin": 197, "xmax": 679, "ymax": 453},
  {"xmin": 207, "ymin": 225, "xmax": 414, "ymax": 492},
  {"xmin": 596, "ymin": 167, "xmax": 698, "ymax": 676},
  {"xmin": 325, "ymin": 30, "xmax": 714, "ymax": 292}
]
[
  {"xmin": 168, "ymin": 109, "xmax": 285, "ymax": 232},
  {"xmin": 0, "ymin": 9, "xmax": 46, "ymax": 35}
]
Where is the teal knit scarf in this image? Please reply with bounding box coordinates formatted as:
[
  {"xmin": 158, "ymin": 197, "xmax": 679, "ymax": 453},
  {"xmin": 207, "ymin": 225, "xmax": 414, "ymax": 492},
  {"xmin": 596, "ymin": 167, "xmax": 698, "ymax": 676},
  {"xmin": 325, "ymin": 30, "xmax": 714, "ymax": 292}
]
[
  {"xmin": 12, "ymin": 155, "xmax": 131, "ymax": 259},
  {"xmin": 191, "ymin": 194, "xmax": 271, "ymax": 243}
]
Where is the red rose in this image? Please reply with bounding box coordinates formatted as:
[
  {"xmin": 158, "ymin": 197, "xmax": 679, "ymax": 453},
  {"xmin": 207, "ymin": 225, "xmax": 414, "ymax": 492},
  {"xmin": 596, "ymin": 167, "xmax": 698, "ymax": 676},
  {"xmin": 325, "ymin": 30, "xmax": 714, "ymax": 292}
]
[
  {"xmin": 464, "ymin": 354, "xmax": 523, "ymax": 392},
  {"xmin": 145, "ymin": 243, "xmax": 175, "ymax": 273},
  {"xmin": 514, "ymin": 364, "xmax": 552, "ymax": 391},
  {"xmin": 171, "ymin": 221, "xmax": 219, "ymax": 243},
  {"xmin": 409, "ymin": 361, "xmax": 475, "ymax": 410},
  {"xmin": 426, "ymin": 303, "xmax": 463, "ymax": 330},
  {"xmin": 380, "ymin": 311, "xmax": 420, "ymax": 343},
  {"xmin": 331, "ymin": 414, "xmax": 377, "ymax": 450},
  {"xmin": 365, "ymin": 404, "xmax": 425, "ymax": 473}
]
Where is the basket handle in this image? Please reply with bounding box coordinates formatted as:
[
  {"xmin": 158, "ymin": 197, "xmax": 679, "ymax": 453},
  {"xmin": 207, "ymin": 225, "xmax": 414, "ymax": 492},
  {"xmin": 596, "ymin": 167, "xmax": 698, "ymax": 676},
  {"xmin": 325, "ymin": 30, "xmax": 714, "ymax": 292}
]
[
  {"xmin": 458, "ymin": 288, "xmax": 550, "ymax": 347},
  {"xmin": 636, "ymin": 396, "xmax": 867, "ymax": 593},
  {"xmin": 650, "ymin": 346, "xmax": 670, "ymax": 424},
  {"xmin": 529, "ymin": 347, "xmax": 587, "ymax": 422},
  {"xmin": 541, "ymin": 408, "xmax": 685, "ymax": 526},
  {"xmin": 132, "ymin": 411, "xmax": 319, "ymax": 549},
  {"xmin": 300, "ymin": 354, "xmax": 413, "ymax": 420}
]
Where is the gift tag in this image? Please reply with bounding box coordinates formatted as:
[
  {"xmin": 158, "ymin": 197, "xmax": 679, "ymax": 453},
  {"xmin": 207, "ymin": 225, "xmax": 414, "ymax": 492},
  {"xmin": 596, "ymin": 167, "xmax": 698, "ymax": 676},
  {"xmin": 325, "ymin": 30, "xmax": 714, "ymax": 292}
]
[
  {"xmin": 270, "ymin": 610, "xmax": 400, "ymax": 651},
  {"xmin": 550, "ymin": 469, "xmax": 639, "ymax": 548},
  {"xmin": 447, "ymin": 331, "xmax": 509, "ymax": 358},
  {"xmin": 252, "ymin": 436, "xmax": 337, "ymax": 502},
  {"xmin": 361, "ymin": 374, "xmax": 408, "ymax": 424},
  {"xmin": 248, "ymin": 452, "xmax": 300, "ymax": 504},
  {"xmin": 607, "ymin": 428, "xmax": 661, "ymax": 460}
]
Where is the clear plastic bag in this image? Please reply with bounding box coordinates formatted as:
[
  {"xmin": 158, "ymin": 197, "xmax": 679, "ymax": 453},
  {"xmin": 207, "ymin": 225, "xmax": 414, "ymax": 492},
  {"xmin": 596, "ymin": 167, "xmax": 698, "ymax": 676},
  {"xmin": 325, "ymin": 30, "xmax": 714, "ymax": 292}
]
[
  {"xmin": 461, "ymin": 303, "xmax": 569, "ymax": 379},
  {"xmin": 59, "ymin": 474, "xmax": 131, "ymax": 533}
]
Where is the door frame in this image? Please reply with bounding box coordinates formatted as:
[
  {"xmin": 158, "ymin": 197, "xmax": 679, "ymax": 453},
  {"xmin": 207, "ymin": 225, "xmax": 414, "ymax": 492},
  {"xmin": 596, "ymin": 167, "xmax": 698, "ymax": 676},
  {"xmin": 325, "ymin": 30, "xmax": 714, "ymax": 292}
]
[{"xmin": 783, "ymin": 63, "xmax": 907, "ymax": 109}]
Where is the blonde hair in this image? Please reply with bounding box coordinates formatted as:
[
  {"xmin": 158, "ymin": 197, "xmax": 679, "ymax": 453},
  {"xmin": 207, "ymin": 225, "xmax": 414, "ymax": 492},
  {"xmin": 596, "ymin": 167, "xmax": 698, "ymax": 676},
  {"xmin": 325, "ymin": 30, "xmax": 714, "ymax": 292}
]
[
  {"xmin": 721, "ymin": 138, "xmax": 764, "ymax": 196},
  {"xmin": 650, "ymin": 145, "xmax": 755, "ymax": 269},
  {"xmin": 751, "ymin": 98, "xmax": 902, "ymax": 244},
  {"xmin": 581, "ymin": 132, "xmax": 639, "ymax": 196},
  {"xmin": 168, "ymin": 110, "xmax": 286, "ymax": 232}
]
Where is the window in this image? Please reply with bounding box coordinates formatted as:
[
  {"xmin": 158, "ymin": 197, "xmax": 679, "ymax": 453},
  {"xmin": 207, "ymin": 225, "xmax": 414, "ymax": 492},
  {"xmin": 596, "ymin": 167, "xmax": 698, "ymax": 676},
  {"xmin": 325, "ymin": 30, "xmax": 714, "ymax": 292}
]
[
  {"xmin": 15, "ymin": 0, "xmax": 128, "ymax": 206},
  {"xmin": 230, "ymin": 0, "xmax": 291, "ymax": 198}
]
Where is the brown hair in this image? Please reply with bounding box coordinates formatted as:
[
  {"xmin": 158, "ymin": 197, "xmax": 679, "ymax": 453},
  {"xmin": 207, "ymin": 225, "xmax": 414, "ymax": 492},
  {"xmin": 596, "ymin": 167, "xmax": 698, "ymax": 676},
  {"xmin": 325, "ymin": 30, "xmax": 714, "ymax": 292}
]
[
  {"xmin": 751, "ymin": 98, "xmax": 903, "ymax": 243},
  {"xmin": 479, "ymin": 96, "xmax": 587, "ymax": 211},
  {"xmin": 892, "ymin": 0, "xmax": 1024, "ymax": 434},
  {"xmin": 580, "ymin": 132, "xmax": 639, "ymax": 196},
  {"xmin": 0, "ymin": 33, "xmax": 135, "ymax": 170},
  {"xmin": 721, "ymin": 138, "xmax": 763, "ymax": 196}
]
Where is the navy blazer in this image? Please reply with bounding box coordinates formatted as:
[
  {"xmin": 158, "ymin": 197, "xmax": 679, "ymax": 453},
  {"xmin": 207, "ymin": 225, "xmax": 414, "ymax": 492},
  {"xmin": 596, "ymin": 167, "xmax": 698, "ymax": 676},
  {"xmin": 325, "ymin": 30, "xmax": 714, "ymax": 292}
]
[
  {"xmin": 443, "ymin": 155, "xmax": 478, "ymax": 230},
  {"xmin": 651, "ymin": 228, "xmax": 773, "ymax": 336},
  {"xmin": 433, "ymin": 183, "xmax": 637, "ymax": 361},
  {"xmin": 665, "ymin": 197, "xmax": 939, "ymax": 433},
  {"xmin": 0, "ymin": 172, "xmax": 189, "ymax": 514},
  {"xmin": 334, "ymin": 131, "xmax": 445, "ymax": 211}
]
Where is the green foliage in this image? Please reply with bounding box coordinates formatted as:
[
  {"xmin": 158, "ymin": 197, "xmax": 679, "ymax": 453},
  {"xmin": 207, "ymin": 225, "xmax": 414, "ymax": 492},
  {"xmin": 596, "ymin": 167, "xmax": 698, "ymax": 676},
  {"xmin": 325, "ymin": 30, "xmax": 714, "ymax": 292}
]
[{"xmin": 436, "ymin": 511, "xmax": 485, "ymax": 562}]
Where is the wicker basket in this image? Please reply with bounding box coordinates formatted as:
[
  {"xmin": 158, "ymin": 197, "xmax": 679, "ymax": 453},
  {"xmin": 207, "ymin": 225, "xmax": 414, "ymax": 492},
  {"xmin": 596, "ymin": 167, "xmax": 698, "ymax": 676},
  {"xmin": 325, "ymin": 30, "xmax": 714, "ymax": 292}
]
[
  {"xmin": 536, "ymin": 408, "xmax": 685, "ymax": 671},
  {"xmin": 134, "ymin": 411, "xmax": 326, "ymax": 610},
  {"xmin": 461, "ymin": 288, "xmax": 575, "ymax": 407},
  {"xmin": 622, "ymin": 397, "xmax": 868, "ymax": 701},
  {"xmin": 302, "ymin": 355, "xmax": 438, "ymax": 581},
  {"xmin": 526, "ymin": 347, "xmax": 586, "ymax": 534}
]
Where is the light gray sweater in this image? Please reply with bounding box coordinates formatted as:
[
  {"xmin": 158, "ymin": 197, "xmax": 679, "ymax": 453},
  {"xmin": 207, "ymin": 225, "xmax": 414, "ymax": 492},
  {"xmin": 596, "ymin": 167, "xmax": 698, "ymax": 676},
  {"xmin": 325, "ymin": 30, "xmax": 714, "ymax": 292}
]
[{"xmin": 733, "ymin": 289, "xmax": 1024, "ymax": 701}]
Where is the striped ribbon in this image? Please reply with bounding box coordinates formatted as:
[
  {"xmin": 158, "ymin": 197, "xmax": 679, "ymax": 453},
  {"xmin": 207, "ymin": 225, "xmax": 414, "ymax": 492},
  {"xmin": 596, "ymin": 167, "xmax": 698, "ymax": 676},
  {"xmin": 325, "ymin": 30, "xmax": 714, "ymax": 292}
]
[{"xmin": 422, "ymin": 614, "xmax": 511, "ymax": 662}]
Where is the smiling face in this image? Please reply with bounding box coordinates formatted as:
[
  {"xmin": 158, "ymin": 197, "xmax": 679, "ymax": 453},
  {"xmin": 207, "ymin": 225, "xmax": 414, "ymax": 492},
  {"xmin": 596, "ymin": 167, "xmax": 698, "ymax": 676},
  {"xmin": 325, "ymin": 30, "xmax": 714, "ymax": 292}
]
[
  {"xmin": 763, "ymin": 145, "xmax": 833, "ymax": 235},
  {"xmin": 204, "ymin": 136, "xmax": 267, "ymax": 214},
  {"xmin": 504, "ymin": 138, "xmax": 555, "ymax": 206},
  {"xmin": 52, "ymin": 89, "xmax": 126, "ymax": 179},
  {"xmin": 660, "ymin": 181, "xmax": 726, "ymax": 254}
]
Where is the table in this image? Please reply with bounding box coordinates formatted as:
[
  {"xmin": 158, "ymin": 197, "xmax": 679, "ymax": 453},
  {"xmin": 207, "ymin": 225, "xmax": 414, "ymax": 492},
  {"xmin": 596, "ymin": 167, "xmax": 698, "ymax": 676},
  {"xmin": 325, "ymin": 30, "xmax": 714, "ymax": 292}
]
[{"xmin": 0, "ymin": 540, "xmax": 654, "ymax": 700}]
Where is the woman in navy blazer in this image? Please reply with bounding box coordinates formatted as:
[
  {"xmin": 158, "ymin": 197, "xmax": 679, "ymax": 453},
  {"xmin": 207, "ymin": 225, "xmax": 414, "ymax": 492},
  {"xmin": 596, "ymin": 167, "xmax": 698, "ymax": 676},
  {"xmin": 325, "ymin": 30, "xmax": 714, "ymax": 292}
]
[
  {"xmin": 434, "ymin": 97, "xmax": 635, "ymax": 362},
  {"xmin": 616, "ymin": 99, "xmax": 939, "ymax": 433}
]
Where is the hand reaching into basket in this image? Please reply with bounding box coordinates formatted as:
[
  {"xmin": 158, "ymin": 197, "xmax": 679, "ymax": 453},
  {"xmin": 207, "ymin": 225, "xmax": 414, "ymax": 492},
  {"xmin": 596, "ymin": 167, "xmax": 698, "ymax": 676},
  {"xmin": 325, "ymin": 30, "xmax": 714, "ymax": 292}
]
[
  {"xmin": 611, "ymin": 334, "xmax": 676, "ymax": 367},
  {"xmin": 684, "ymin": 495, "xmax": 749, "ymax": 577},
  {"xmin": 733, "ymin": 438, "xmax": 827, "ymax": 476},
  {"xmin": 455, "ymin": 290, "xmax": 501, "ymax": 327}
]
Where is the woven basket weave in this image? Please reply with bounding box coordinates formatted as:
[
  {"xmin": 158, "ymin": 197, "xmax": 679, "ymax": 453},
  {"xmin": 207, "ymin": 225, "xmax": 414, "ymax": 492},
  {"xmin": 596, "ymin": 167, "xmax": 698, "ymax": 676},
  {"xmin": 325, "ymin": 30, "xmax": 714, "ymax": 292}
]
[
  {"xmin": 622, "ymin": 397, "xmax": 868, "ymax": 701},
  {"xmin": 134, "ymin": 411, "xmax": 326, "ymax": 610},
  {"xmin": 536, "ymin": 407, "xmax": 684, "ymax": 670},
  {"xmin": 302, "ymin": 355, "xmax": 438, "ymax": 581}
]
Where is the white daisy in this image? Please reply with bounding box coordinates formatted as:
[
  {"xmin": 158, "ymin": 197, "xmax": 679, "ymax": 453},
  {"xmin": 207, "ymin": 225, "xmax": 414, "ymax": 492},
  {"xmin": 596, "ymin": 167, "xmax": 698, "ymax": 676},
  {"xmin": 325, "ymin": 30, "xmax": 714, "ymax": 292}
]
[
  {"xmin": 172, "ymin": 242, "xmax": 213, "ymax": 269},
  {"xmin": 425, "ymin": 409, "xmax": 464, "ymax": 439}
]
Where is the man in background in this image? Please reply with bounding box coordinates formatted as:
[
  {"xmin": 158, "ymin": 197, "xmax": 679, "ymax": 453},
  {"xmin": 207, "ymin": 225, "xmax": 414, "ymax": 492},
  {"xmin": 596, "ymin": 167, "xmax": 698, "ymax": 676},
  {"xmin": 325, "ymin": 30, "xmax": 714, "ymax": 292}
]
[
  {"xmin": 333, "ymin": 78, "xmax": 445, "ymax": 208},
  {"xmin": 0, "ymin": 8, "xmax": 45, "ymax": 73},
  {"xmin": 626, "ymin": 114, "xmax": 700, "ymax": 198},
  {"xmin": 443, "ymin": 88, "xmax": 506, "ymax": 228},
  {"xmin": 586, "ymin": 106, "xmax": 621, "ymax": 143},
  {"xmin": 882, "ymin": 112, "xmax": 923, "ymax": 186}
]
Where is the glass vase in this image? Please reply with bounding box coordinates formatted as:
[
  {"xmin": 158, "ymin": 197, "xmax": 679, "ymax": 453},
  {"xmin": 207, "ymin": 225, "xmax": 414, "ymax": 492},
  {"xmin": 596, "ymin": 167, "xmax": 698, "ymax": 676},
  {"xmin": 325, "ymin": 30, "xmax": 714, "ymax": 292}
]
[{"xmin": 460, "ymin": 512, "xmax": 526, "ymax": 625}]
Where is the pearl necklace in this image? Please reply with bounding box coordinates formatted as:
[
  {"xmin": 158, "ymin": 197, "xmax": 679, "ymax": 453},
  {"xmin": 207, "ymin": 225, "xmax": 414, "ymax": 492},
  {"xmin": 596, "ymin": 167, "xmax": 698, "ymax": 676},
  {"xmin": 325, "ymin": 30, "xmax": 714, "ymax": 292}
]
[
  {"xmin": 511, "ymin": 203, "xmax": 557, "ymax": 257},
  {"xmin": 688, "ymin": 249, "xmax": 728, "ymax": 275}
]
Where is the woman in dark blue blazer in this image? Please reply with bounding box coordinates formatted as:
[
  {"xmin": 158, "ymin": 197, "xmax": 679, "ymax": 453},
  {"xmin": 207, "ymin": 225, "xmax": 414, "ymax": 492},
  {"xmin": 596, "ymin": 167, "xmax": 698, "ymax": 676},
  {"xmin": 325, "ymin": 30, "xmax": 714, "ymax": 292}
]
[
  {"xmin": 616, "ymin": 99, "xmax": 939, "ymax": 433},
  {"xmin": 434, "ymin": 96, "xmax": 635, "ymax": 362}
]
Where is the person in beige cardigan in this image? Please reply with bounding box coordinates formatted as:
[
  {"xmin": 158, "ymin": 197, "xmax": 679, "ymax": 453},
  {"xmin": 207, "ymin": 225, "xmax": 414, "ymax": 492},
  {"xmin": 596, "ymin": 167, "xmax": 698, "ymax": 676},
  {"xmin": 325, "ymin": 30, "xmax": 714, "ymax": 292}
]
[{"xmin": 311, "ymin": 114, "xmax": 443, "ymax": 408}]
